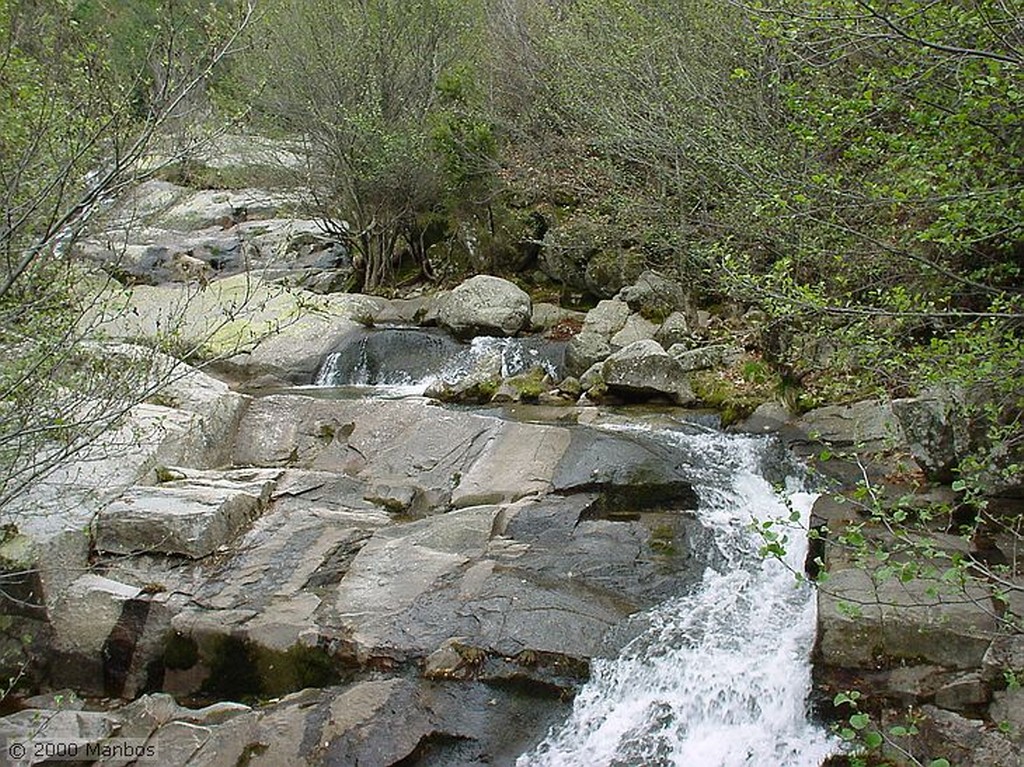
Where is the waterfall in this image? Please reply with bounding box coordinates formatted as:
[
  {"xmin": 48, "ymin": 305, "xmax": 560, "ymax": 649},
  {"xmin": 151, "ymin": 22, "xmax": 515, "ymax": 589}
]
[
  {"xmin": 518, "ymin": 428, "xmax": 838, "ymax": 767},
  {"xmin": 313, "ymin": 328, "xmax": 565, "ymax": 391}
]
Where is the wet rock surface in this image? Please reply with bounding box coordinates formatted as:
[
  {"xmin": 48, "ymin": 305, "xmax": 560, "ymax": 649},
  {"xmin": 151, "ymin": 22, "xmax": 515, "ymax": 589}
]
[
  {"xmin": 1, "ymin": 370, "xmax": 715, "ymax": 764},
  {"xmin": 9, "ymin": 170, "xmax": 1019, "ymax": 765}
]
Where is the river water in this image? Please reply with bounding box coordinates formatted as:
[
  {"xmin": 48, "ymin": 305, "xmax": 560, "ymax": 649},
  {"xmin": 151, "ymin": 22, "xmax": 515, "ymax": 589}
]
[
  {"xmin": 518, "ymin": 427, "xmax": 838, "ymax": 767},
  {"xmin": 313, "ymin": 331, "xmax": 839, "ymax": 766}
]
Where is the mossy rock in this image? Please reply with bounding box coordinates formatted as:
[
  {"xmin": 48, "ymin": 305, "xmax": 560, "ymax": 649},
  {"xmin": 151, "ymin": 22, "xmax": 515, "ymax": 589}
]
[
  {"xmin": 507, "ymin": 367, "xmax": 551, "ymax": 403},
  {"xmin": 691, "ymin": 357, "xmax": 780, "ymax": 426},
  {"xmin": 584, "ymin": 248, "xmax": 645, "ymax": 299}
]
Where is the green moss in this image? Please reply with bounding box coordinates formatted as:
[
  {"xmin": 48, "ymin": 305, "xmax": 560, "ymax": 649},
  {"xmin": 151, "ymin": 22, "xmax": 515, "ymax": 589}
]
[
  {"xmin": 164, "ymin": 632, "xmax": 200, "ymax": 670},
  {"xmin": 649, "ymin": 523, "xmax": 677, "ymax": 555},
  {"xmin": 190, "ymin": 633, "xmax": 343, "ymax": 701},
  {"xmin": 255, "ymin": 643, "xmax": 341, "ymax": 695},
  {"xmin": 155, "ymin": 160, "xmax": 295, "ymax": 191},
  {"xmin": 237, "ymin": 743, "xmax": 269, "ymax": 767},
  {"xmin": 507, "ymin": 367, "xmax": 549, "ymax": 402},
  {"xmin": 691, "ymin": 359, "xmax": 781, "ymax": 426}
]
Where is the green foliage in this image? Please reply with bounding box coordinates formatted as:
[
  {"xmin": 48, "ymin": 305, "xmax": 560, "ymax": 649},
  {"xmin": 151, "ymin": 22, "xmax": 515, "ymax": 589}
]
[
  {"xmin": 509, "ymin": 0, "xmax": 778, "ymax": 288},
  {"xmin": 238, "ymin": 0, "xmax": 494, "ymax": 291},
  {"xmin": 1, "ymin": 0, "xmax": 248, "ymax": 514}
]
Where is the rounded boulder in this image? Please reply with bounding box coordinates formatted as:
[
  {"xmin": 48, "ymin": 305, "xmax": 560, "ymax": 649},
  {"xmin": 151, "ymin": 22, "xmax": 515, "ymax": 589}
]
[{"xmin": 438, "ymin": 275, "xmax": 532, "ymax": 339}]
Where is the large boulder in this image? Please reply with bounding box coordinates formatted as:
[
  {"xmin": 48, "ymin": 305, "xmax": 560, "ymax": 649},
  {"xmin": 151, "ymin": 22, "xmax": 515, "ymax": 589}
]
[
  {"xmin": 424, "ymin": 347, "xmax": 504, "ymax": 405},
  {"xmin": 610, "ymin": 313, "xmax": 658, "ymax": 350},
  {"xmin": 95, "ymin": 469, "xmax": 280, "ymax": 558},
  {"xmin": 669, "ymin": 343, "xmax": 745, "ymax": 373},
  {"xmin": 618, "ymin": 271, "xmax": 696, "ymax": 324},
  {"xmin": 563, "ymin": 299, "xmax": 631, "ymax": 377},
  {"xmin": 565, "ymin": 331, "xmax": 612, "ymax": 378},
  {"xmin": 892, "ymin": 390, "xmax": 970, "ymax": 483},
  {"xmin": 655, "ymin": 310, "xmax": 697, "ymax": 349},
  {"xmin": 890, "ymin": 385, "xmax": 1023, "ymax": 495},
  {"xmin": 601, "ymin": 340, "xmax": 696, "ymax": 405},
  {"xmin": 795, "ymin": 399, "xmax": 904, "ymax": 452},
  {"xmin": 84, "ymin": 275, "xmax": 375, "ymax": 383},
  {"xmin": 817, "ymin": 566, "xmax": 998, "ymax": 669},
  {"xmin": 581, "ymin": 299, "xmax": 631, "ymax": 337},
  {"xmin": 910, "ymin": 705, "xmax": 1021, "ymax": 767},
  {"xmin": 438, "ymin": 275, "xmax": 531, "ymax": 339}
]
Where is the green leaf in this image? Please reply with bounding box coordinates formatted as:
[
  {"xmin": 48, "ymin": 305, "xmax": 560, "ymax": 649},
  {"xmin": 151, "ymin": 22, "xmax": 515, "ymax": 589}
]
[{"xmin": 863, "ymin": 731, "xmax": 883, "ymax": 749}]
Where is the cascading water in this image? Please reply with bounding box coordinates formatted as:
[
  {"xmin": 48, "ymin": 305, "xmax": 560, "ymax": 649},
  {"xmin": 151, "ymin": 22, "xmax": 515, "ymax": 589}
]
[
  {"xmin": 313, "ymin": 327, "xmax": 565, "ymax": 392},
  {"xmin": 518, "ymin": 427, "xmax": 839, "ymax": 767}
]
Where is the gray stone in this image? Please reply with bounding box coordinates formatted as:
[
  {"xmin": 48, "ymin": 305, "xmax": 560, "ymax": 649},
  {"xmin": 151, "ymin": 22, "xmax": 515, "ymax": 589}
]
[
  {"xmin": 424, "ymin": 348, "xmax": 503, "ymax": 405},
  {"xmin": 655, "ymin": 310, "xmax": 696, "ymax": 349},
  {"xmin": 618, "ymin": 271, "xmax": 696, "ymax": 324},
  {"xmin": 99, "ymin": 345, "xmax": 249, "ymax": 468},
  {"xmin": 372, "ymin": 295, "xmax": 436, "ymax": 325},
  {"xmin": 817, "ymin": 566, "xmax": 998, "ymax": 669},
  {"xmin": 438, "ymin": 275, "xmax": 531, "ymax": 338},
  {"xmin": 565, "ymin": 331, "xmax": 612, "ymax": 378},
  {"xmin": 50, "ymin": 575, "xmax": 141, "ymax": 658},
  {"xmin": 531, "ymin": 302, "xmax": 585, "ymax": 332},
  {"xmin": 451, "ymin": 421, "xmax": 571, "ymax": 508},
  {"xmin": 601, "ymin": 340, "xmax": 696, "ymax": 405},
  {"xmin": 154, "ymin": 188, "xmax": 295, "ymax": 231},
  {"xmin": 990, "ymin": 689, "xmax": 1024, "ymax": 745},
  {"xmin": 579, "ymin": 362, "xmax": 605, "ymax": 392},
  {"xmin": 735, "ymin": 401, "xmax": 793, "ymax": 434},
  {"xmin": 885, "ymin": 665, "xmax": 951, "ymax": 703},
  {"xmin": 3, "ymin": 396, "xmax": 233, "ymax": 613},
  {"xmin": 84, "ymin": 275, "xmax": 370, "ymax": 383},
  {"xmin": 233, "ymin": 396, "xmax": 570, "ymax": 511},
  {"xmin": 796, "ymin": 399, "xmax": 904, "ymax": 451},
  {"xmin": 96, "ymin": 471, "xmax": 278, "ymax": 558},
  {"xmin": 191, "ymin": 133, "xmax": 307, "ymax": 171},
  {"xmin": 551, "ymin": 429, "xmax": 699, "ymax": 507},
  {"xmin": 983, "ymin": 635, "xmax": 1024, "ymax": 683},
  {"xmin": 934, "ymin": 672, "xmax": 990, "ymax": 711},
  {"xmin": 914, "ymin": 705, "xmax": 1021, "ymax": 767},
  {"xmin": 99, "ymin": 179, "xmax": 190, "ymax": 227},
  {"xmin": 0, "ymin": 709, "xmax": 120, "ymax": 765},
  {"xmin": 668, "ymin": 343, "xmax": 744, "ymax": 373},
  {"xmin": 21, "ymin": 690, "xmax": 85, "ymax": 711},
  {"xmin": 581, "ymin": 299, "xmax": 631, "ymax": 337},
  {"xmin": 893, "ymin": 390, "xmax": 970, "ymax": 483},
  {"xmin": 610, "ymin": 313, "xmax": 658, "ymax": 350}
]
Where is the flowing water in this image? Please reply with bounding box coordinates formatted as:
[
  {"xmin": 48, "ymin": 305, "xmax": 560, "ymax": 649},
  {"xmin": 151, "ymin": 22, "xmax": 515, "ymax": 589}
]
[
  {"xmin": 314, "ymin": 327, "xmax": 565, "ymax": 393},
  {"xmin": 313, "ymin": 330, "xmax": 838, "ymax": 766},
  {"xmin": 518, "ymin": 426, "xmax": 838, "ymax": 767}
]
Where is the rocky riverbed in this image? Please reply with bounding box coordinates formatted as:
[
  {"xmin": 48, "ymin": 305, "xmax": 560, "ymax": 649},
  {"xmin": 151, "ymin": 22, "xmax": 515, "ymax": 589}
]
[{"xmin": 1, "ymin": 176, "xmax": 1021, "ymax": 766}]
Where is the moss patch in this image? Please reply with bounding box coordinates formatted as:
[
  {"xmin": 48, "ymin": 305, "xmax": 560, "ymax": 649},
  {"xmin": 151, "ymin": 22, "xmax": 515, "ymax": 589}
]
[
  {"xmin": 691, "ymin": 356, "xmax": 780, "ymax": 425},
  {"xmin": 507, "ymin": 367, "xmax": 550, "ymax": 402}
]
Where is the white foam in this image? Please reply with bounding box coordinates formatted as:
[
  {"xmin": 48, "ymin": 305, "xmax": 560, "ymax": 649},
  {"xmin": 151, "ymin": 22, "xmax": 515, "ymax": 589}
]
[{"xmin": 519, "ymin": 430, "xmax": 839, "ymax": 767}]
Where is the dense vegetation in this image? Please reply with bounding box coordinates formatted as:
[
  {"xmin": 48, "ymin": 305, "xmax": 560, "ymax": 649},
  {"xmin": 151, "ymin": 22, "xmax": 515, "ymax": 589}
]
[{"xmin": 229, "ymin": 0, "xmax": 1022, "ymax": 485}]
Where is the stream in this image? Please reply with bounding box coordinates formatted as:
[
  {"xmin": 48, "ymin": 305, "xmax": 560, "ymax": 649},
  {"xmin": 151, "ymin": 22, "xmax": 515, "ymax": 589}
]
[
  {"xmin": 518, "ymin": 426, "xmax": 837, "ymax": 766},
  {"xmin": 312, "ymin": 329, "xmax": 839, "ymax": 766}
]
